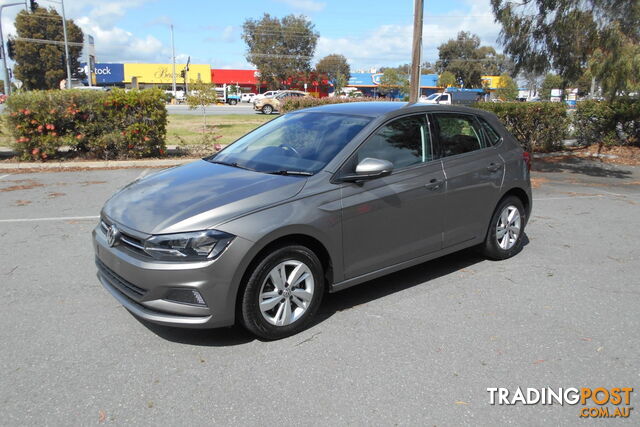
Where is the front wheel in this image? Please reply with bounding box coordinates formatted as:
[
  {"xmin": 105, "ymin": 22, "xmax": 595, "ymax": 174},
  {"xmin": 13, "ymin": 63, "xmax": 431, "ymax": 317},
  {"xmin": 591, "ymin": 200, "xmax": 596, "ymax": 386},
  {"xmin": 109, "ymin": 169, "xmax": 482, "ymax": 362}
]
[
  {"xmin": 481, "ymin": 196, "xmax": 526, "ymax": 260},
  {"xmin": 240, "ymin": 245, "xmax": 324, "ymax": 339},
  {"xmin": 261, "ymin": 105, "xmax": 273, "ymax": 115},
  {"xmin": 228, "ymin": 99, "xmax": 238, "ymax": 105}
]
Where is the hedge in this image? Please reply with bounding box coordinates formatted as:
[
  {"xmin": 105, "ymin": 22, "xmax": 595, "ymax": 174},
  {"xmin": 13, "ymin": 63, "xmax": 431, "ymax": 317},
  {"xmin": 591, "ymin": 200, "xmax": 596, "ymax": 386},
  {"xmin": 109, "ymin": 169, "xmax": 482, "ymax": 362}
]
[
  {"xmin": 6, "ymin": 88, "xmax": 167, "ymax": 160},
  {"xmin": 574, "ymin": 99, "xmax": 639, "ymax": 147},
  {"xmin": 474, "ymin": 102, "xmax": 569, "ymax": 152},
  {"xmin": 280, "ymin": 96, "xmax": 394, "ymax": 113}
]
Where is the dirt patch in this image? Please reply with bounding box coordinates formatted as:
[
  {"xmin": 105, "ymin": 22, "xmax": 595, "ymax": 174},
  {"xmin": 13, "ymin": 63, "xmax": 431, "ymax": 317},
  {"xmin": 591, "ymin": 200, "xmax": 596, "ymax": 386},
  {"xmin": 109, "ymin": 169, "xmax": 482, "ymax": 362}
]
[
  {"xmin": 14, "ymin": 200, "xmax": 31, "ymax": 206},
  {"xmin": 531, "ymin": 177, "xmax": 550, "ymax": 189},
  {"xmin": 47, "ymin": 192, "xmax": 66, "ymax": 198},
  {"xmin": 569, "ymin": 145, "xmax": 640, "ymax": 166},
  {"xmin": 0, "ymin": 179, "xmax": 44, "ymax": 192}
]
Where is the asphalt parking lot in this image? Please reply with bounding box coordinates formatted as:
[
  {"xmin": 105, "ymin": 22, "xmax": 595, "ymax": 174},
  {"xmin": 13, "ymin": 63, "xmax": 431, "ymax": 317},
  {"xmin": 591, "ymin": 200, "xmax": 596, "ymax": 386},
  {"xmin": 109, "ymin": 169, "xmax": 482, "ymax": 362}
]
[{"xmin": 1, "ymin": 158, "xmax": 638, "ymax": 425}]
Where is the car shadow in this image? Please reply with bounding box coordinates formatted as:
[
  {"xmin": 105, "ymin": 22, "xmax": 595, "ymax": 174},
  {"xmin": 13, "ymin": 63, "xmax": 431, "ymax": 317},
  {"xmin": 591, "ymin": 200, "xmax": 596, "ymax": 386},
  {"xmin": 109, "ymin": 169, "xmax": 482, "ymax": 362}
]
[
  {"xmin": 533, "ymin": 157, "xmax": 633, "ymax": 179},
  {"xmin": 136, "ymin": 236, "xmax": 529, "ymax": 346}
]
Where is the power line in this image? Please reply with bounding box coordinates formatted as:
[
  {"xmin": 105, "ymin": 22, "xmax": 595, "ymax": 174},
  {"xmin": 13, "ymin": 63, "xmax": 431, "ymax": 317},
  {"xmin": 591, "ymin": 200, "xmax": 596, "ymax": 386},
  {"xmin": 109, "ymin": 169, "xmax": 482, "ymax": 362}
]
[{"xmin": 14, "ymin": 36, "xmax": 83, "ymax": 47}]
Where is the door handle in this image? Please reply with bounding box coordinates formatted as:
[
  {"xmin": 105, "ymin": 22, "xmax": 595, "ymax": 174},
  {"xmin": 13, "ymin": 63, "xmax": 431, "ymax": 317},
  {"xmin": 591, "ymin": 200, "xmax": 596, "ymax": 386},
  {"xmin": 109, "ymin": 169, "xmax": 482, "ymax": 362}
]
[
  {"xmin": 487, "ymin": 163, "xmax": 503, "ymax": 172},
  {"xmin": 425, "ymin": 178, "xmax": 443, "ymax": 191}
]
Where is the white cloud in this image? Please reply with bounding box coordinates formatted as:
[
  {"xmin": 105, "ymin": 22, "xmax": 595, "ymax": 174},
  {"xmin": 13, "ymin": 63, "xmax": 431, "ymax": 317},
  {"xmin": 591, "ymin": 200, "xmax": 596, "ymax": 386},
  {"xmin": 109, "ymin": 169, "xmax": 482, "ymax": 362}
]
[
  {"xmin": 315, "ymin": 0, "xmax": 502, "ymax": 69},
  {"xmin": 274, "ymin": 0, "xmax": 326, "ymax": 13},
  {"xmin": 76, "ymin": 16, "xmax": 170, "ymax": 63}
]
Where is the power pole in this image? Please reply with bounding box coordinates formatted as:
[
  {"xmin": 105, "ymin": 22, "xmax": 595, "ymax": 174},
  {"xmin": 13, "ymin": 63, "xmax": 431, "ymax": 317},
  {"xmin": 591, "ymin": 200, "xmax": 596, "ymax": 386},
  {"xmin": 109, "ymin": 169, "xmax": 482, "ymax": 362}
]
[
  {"xmin": 409, "ymin": 0, "xmax": 424, "ymax": 103},
  {"xmin": 170, "ymin": 24, "xmax": 176, "ymax": 96}
]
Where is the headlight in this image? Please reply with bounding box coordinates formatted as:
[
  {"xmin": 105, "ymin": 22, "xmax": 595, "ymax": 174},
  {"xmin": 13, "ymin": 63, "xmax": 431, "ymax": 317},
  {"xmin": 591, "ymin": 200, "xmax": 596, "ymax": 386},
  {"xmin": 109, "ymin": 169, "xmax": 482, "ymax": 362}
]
[{"xmin": 144, "ymin": 230, "xmax": 234, "ymax": 261}]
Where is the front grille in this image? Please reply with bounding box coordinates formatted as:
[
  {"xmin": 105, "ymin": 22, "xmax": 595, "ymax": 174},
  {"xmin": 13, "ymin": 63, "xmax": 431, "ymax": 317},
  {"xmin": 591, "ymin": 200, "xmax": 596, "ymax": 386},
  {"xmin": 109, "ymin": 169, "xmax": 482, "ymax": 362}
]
[
  {"xmin": 96, "ymin": 258, "xmax": 147, "ymax": 298},
  {"xmin": 101, "ymin": 219, "xmax": 147, "ymax": 256}
]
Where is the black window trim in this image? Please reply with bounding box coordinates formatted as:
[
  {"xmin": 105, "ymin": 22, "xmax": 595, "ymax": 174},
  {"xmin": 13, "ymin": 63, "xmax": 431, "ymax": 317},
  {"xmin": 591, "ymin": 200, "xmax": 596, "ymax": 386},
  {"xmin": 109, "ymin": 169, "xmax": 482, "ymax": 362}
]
[
  {"xmin": 428, "ymin": 111, "xmax": 497, "ymax": 160},
  {"xmin": 333, "ymin": 112, "xmax": 440, "ymax": 182}
]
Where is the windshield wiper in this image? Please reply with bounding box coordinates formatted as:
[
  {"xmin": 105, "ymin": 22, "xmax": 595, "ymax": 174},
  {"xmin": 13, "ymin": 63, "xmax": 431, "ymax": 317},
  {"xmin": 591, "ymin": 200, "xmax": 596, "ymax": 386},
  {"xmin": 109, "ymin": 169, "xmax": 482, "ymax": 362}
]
[
  {"xmin": 265, "ymin": 170, "xmax": 313, "ymax": 176},
  {"xmin": 208, "ymin": 160, "xmax": 255, "ymax": 171}
]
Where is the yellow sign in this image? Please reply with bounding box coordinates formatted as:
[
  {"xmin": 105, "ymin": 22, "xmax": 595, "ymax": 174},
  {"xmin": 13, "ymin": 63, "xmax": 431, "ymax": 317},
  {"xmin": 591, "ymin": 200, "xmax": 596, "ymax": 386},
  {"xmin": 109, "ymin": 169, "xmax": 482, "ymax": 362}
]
[
  {"xmin": 482, "ymin": 75, "xmax": 506, "ymax": 90},
  {"xmin": 123, "ymin": 63, "xmax": 212, "ymax": 84}
]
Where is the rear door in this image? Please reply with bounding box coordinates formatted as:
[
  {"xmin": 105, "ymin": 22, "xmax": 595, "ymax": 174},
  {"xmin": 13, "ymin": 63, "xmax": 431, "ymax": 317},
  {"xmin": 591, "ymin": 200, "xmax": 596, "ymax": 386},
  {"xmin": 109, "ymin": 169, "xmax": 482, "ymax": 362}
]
[
  {"xmin": 340, "ymin": 113, "xmax": 445, "ymax": 279},
  {"xmin": 431, "ymin": 112, "xmax": 504, "ymax": 248}
]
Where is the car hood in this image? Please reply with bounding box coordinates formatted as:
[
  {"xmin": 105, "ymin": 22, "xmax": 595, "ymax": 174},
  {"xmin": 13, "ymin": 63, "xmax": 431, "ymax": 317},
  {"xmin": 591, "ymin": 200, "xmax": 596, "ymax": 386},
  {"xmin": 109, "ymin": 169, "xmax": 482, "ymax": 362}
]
[{"xmin": 102, "ymin": 160, "xmax": 306, "ymax": 235}]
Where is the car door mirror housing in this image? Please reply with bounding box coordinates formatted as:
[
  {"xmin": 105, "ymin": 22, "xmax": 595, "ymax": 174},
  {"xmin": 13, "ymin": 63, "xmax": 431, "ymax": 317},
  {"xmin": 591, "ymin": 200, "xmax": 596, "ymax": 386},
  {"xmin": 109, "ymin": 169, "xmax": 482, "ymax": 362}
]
[{"xmin": 340, "ymin": 158, "xmax": 394, "ymax": 182}]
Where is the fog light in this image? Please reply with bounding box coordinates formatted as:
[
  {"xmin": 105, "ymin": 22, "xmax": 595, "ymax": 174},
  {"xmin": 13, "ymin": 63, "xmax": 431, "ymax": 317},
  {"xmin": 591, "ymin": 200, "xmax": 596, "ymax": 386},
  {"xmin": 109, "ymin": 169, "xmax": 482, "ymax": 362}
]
[{"xmin": 165, "ymin": 289, "xmax": 207, "ymax": 306}]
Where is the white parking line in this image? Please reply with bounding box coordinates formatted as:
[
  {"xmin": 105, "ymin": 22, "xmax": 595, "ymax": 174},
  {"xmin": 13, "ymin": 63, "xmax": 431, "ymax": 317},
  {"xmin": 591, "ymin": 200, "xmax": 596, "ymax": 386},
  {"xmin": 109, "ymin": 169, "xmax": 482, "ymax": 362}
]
[
  {"xmin": 0, "ymin": 215, "xmax": 100, "ymax": 223},
  {"xmin": 0, "ymin": 174, "xmax": 11, "ymax": 180},
  {"xmin": 533, "ymin": 195, "xmax": 604, "ymax": 201}
]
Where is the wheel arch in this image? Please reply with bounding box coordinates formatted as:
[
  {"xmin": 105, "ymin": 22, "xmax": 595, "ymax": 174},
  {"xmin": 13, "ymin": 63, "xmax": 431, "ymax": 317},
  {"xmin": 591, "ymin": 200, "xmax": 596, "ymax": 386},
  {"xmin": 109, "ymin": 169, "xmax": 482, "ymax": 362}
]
[
  {"xmin": 501, "ymin": 186, "xmax": 531, "ymax": 220},
  {"xmin": 233, "ymin": 232, "xmax": 335, "ymax": 322}
]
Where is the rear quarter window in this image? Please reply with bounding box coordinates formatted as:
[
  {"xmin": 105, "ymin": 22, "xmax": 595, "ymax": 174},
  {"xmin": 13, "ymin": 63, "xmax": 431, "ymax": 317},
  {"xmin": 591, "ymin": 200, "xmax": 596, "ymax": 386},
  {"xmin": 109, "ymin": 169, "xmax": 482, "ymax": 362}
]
[{"xmin": 477, "ymin": 117, "xmax": 502, "ymax": 146}]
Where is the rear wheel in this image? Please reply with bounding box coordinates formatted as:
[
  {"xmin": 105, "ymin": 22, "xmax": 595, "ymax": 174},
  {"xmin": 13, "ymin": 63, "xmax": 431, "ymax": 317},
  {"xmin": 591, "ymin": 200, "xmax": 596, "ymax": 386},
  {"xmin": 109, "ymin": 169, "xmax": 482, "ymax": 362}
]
[
  {"xmin": 261, "ymin": 104, "xmax": 273, "ymax": 115},
  {"xmin": 240, "ymin": 245, "xmax": 324, "ymax": 340},
  {"xmin": 228, "ymin": 99, "xmax": 238, "ymax": 105},
  {"xmin": 481, "ymin": 196, "xmax": 526, "ymax": 260}
]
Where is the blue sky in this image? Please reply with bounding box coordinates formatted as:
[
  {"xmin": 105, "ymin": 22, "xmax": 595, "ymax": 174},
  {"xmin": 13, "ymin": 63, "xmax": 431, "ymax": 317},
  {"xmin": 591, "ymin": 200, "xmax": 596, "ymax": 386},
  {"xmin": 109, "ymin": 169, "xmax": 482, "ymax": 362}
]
[{"xmin": 2, "ymin": 0, "xmax": 502, "ymax": 70}]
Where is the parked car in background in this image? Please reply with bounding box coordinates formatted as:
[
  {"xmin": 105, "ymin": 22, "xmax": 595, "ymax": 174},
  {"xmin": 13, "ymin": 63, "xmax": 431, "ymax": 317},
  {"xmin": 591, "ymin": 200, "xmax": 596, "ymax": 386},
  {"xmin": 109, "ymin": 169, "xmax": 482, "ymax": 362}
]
[
  {"xmin": 419, "ymin": 91, "xmax": 481, "ymax": 106},
  {"xmin": 241, "ymin": 93, "xmax": 256, "ymax": 103},
  {"xmin": 93, "ymin": 102, "xmax": 532, "ymax": 339},
  {"xmin": 253, "ymin": 90, "xmax": 280, "ymax": 105},
  {"xmin": 254, "ymin": 90, "xmax": 309, "ymax": 114}
]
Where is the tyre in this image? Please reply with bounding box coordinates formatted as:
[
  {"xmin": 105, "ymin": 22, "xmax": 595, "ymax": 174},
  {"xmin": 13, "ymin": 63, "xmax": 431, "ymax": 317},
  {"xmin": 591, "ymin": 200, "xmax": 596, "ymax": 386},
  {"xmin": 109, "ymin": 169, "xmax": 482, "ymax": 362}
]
[
  {"xmin": 261, "ymin": 104, "xmax": 273, "ymax": 115},
  {"xmin": 229, "ymin": 99, "xmax": 238, "ymax": 105},
  {"xmin": 240, "ymin": 245, "xmax": 324, "ymax": 340},
  {"xmin": 481, "ymin": 196, "xmax": 526, "ymax": 260}
]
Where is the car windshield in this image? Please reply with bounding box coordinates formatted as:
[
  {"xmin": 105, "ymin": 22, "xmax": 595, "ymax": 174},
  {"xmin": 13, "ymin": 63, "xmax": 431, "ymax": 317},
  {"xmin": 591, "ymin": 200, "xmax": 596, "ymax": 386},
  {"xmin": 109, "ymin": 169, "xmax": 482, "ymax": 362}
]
[
  {"xmin": 209, "ymin": 112, "xmax": 371, "ymax": 174},
  {"xmin": 425, "ymin": 94, "xmax": 440, "ymax": 100}
]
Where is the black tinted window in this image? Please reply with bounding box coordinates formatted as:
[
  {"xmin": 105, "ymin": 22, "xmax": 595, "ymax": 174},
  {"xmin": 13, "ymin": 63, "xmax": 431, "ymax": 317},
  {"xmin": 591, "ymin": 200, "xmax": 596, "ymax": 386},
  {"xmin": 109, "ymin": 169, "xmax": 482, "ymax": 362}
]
[
  {"xmin": 433, "ymin": 114, "xmax": 485, "ymax": 157},
  {"xmin": 357, "ymin": 115, "xmax": 431, "ymax": 169},
  {"xmin": 478, "ymin": 117, "xmax": 501, "ymax": 145}
]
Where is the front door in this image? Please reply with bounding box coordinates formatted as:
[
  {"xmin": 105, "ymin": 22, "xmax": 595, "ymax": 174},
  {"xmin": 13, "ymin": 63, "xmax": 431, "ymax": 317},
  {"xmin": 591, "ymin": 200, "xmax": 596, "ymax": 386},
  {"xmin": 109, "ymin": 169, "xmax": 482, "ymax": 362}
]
[{"xmin": 340, "ymin": 114, "xmax": 446, "ymax": 279}]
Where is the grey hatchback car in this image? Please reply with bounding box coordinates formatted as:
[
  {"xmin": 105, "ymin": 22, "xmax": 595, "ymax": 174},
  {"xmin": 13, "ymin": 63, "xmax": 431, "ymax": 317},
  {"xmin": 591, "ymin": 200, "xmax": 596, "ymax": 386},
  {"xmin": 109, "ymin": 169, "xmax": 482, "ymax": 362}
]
[{"xmin": 93, "ymin": 102, "xmax": 531, "ymax": 339}]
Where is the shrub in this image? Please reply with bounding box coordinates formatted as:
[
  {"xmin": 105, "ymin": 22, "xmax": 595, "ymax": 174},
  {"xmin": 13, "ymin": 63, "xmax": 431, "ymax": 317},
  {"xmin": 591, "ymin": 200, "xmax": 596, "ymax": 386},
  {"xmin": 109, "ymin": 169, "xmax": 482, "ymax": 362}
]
[
  {"xmin": 6, "ymin": 88, "xmax": 167, "ymax": 160},
  {"xmin": 280, "ymin": 96, "xmax": 394, "ymax": 113},
  {"xmin": 574, "ymin": 99, "xmax": 640, "ymax": 147},
  {"xmin": 474, "ymin": 102, "xmax": 569, "ymax": 152}
]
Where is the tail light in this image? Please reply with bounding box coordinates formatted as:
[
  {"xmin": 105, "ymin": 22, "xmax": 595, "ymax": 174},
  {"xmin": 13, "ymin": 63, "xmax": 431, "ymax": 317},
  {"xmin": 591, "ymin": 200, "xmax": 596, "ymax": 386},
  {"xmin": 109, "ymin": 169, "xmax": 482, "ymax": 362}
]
[{"xmin": 523, "ymin": 151, "xmax": 531, "ymax": 171}]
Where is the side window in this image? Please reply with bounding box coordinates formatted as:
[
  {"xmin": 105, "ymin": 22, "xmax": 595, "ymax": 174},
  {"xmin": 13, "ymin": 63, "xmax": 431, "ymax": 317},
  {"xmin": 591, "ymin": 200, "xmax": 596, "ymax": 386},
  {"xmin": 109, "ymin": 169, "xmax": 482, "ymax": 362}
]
[
  {"xmin": 356, "ymin": 115, "xmax": 431, "ymax": 169},
  {"xmin": 477, "ymin": 117, "xmax": 501, "ymax": 146},
  {"xmin": 433, "ymin": 113, "xmax": 486, "ymax": 157}
]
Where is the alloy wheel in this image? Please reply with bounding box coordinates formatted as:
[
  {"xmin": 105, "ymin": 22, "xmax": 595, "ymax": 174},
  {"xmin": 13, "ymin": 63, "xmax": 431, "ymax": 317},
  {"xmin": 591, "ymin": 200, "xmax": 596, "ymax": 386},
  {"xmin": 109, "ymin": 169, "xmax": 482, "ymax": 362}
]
[
  {"xmin": 259, "ymin": 260, "xmax": 314, "ymax": 326},
  {"xmin": 496, "ymin": 205, "xmax": 521, "ymax": 250}
]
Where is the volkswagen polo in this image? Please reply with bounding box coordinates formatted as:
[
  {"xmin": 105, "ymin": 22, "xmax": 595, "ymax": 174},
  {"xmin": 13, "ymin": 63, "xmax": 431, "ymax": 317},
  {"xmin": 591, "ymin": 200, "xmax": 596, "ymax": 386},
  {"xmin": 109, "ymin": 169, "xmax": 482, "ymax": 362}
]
[{"xmin": 93, "ymin": 102, "xmax": 531, "ymax": 339}]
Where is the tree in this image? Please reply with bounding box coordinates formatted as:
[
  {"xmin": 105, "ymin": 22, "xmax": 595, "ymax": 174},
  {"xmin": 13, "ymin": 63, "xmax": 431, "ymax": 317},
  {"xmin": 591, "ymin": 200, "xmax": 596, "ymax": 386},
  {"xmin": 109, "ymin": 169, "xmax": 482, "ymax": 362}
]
[
  {"xmin": 436, "ymin": 31, "xmax": 505, "ymax": 88},
  {"xmin": 421, "ymin": 62, "xmax": 436, "ymax": 74},
  {"xmin": 540, "ymin": 74, "xmax": 564, "ymax": 100},
  {"xmin": 437, "ymin": 71, "xmax": 457, "ymax": 88},
  {"xmin": 495, "ymin": 73, "xmax": 519, "ymax": 101},
  {"xmin": 186, "ymin": 80, "xmax": 218, "ymax": 136},
  {"xmin": 378, "ymin": 68, "xmax": 409, "ymax": 97},
  {"xmin": 316, "ymin": 54, "xmax": 350, "ymax": 83},
  {"xmin": 13, "ymin": 6, "xmax": 84, "ymax": 90},
  {"xmin": 491, "ymin": 0, "xmax": 640, "ymax": 99},
  {"xmin": 242, "ymin": 14, "xmax": 318, "ymax": 90}
]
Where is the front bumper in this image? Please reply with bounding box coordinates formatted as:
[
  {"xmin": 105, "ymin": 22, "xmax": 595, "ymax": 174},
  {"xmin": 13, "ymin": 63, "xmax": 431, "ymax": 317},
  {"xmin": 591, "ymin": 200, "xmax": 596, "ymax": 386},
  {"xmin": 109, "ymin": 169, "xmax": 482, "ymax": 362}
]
[{"xmin": 92, "ymin": 223, "xmax": 253, "ymax": 329}]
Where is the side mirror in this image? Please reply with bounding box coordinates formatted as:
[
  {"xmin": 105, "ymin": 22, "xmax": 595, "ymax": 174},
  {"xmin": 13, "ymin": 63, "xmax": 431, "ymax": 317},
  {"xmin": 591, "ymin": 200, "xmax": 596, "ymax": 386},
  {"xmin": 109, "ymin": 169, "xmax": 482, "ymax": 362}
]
[{"xmin": 340, "ymin": 158, "xmax": 394, "ymax": 182}]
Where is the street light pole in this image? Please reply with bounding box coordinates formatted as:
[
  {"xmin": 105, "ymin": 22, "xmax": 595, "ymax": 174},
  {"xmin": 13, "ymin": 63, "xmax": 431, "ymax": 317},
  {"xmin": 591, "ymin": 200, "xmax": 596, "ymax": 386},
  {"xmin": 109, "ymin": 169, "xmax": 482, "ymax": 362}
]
[
  {"xmin": 59, "ymin": 0, "xmax": 72, "ymax": 89},
  {"xmin": 170, "ymin": 24, "xmax": 176, "ymax": 96},
  {"xmin": 0, "ymin": 2, "xmax": 28, "ymax": 96},
  {"xmin": 409, "ymin": 0, "xmax": 424, "ymax": 103}
]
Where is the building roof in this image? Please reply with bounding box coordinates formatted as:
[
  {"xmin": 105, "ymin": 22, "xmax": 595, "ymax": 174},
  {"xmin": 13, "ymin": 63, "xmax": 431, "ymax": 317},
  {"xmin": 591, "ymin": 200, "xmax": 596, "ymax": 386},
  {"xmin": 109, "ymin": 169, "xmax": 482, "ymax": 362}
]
[{"xmin": 347, "ymin": 72, "xmax": 440, "ymax": 88}]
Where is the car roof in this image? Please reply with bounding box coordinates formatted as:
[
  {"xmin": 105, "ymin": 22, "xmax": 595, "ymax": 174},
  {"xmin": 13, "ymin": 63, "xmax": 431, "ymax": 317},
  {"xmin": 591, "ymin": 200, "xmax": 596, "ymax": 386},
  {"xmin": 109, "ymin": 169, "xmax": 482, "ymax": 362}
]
[{"xmin": 298, "ymin": 101, "xmax": 490, "ymax": 118}]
